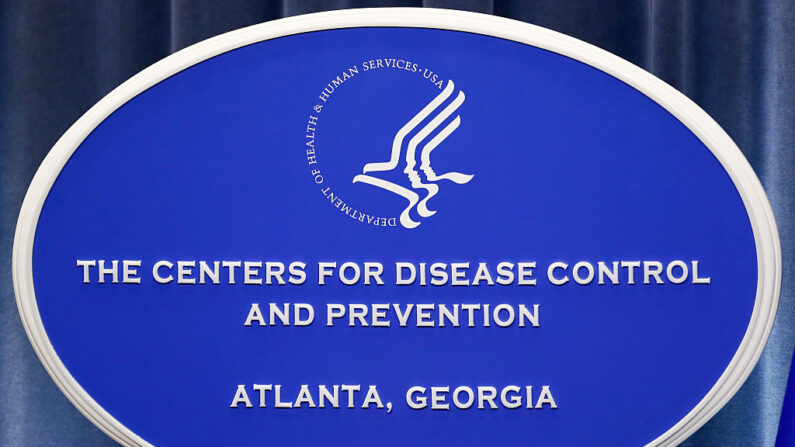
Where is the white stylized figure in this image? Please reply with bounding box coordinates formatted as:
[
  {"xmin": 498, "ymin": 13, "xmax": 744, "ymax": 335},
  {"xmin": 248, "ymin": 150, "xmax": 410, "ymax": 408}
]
[{"xmin": 352, "ymin": 80, "xmax": 473, "ymax": 229}]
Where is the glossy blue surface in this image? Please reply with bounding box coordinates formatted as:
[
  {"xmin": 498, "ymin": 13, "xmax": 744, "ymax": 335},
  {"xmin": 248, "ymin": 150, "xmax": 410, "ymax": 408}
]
[{"xmin": 32, "ymin": 28, "xmax": 757, "ymax": 446}]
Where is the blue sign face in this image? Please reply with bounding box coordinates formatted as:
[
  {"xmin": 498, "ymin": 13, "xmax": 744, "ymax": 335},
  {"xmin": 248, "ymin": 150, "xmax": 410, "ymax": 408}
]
[{"xmin": 14, "ymin": 10, "xmax": 780, "ymax": 447}]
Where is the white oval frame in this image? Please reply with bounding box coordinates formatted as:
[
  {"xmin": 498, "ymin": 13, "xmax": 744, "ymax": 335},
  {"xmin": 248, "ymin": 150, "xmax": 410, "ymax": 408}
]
[{"xmin": 12, "ymin": 8, "xmax": 781, "ymax": 447}]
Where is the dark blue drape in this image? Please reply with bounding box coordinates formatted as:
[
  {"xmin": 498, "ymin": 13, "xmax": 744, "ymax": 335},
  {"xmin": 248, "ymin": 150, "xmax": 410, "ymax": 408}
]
[{"xmin": 0, "ymin": 1, "xmax": 792, "ymax": 445}]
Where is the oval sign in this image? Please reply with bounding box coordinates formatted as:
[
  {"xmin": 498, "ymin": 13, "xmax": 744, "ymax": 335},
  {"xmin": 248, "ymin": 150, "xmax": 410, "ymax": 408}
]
[{"xmin": 13, "ymin": 8, "xmax": 781, "ymax": 447}]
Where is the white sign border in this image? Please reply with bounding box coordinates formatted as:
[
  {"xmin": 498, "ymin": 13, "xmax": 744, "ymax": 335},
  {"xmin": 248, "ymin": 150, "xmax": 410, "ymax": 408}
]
[{"xmin": 12, "ymin": 8, "xmax": 782, "ymax": 447}]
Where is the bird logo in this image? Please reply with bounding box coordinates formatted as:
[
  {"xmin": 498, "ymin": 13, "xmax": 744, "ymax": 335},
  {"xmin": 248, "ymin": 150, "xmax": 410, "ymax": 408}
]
[{"xmin": 353, "ymin": 80, "xmax": 473, "ymax": 229}]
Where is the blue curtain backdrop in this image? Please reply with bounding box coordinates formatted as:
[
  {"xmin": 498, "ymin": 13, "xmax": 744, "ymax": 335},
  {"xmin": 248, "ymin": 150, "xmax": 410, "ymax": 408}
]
[{"xmin": 0, "ymin": 1, "xmax": 792, "ymax": 445}]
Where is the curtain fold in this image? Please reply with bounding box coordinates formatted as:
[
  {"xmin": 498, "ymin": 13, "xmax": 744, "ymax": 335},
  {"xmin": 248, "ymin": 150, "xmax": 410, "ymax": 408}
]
[{"xmin": 1, "ymin": 1, "xmax": 791, "ymax": 445}]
